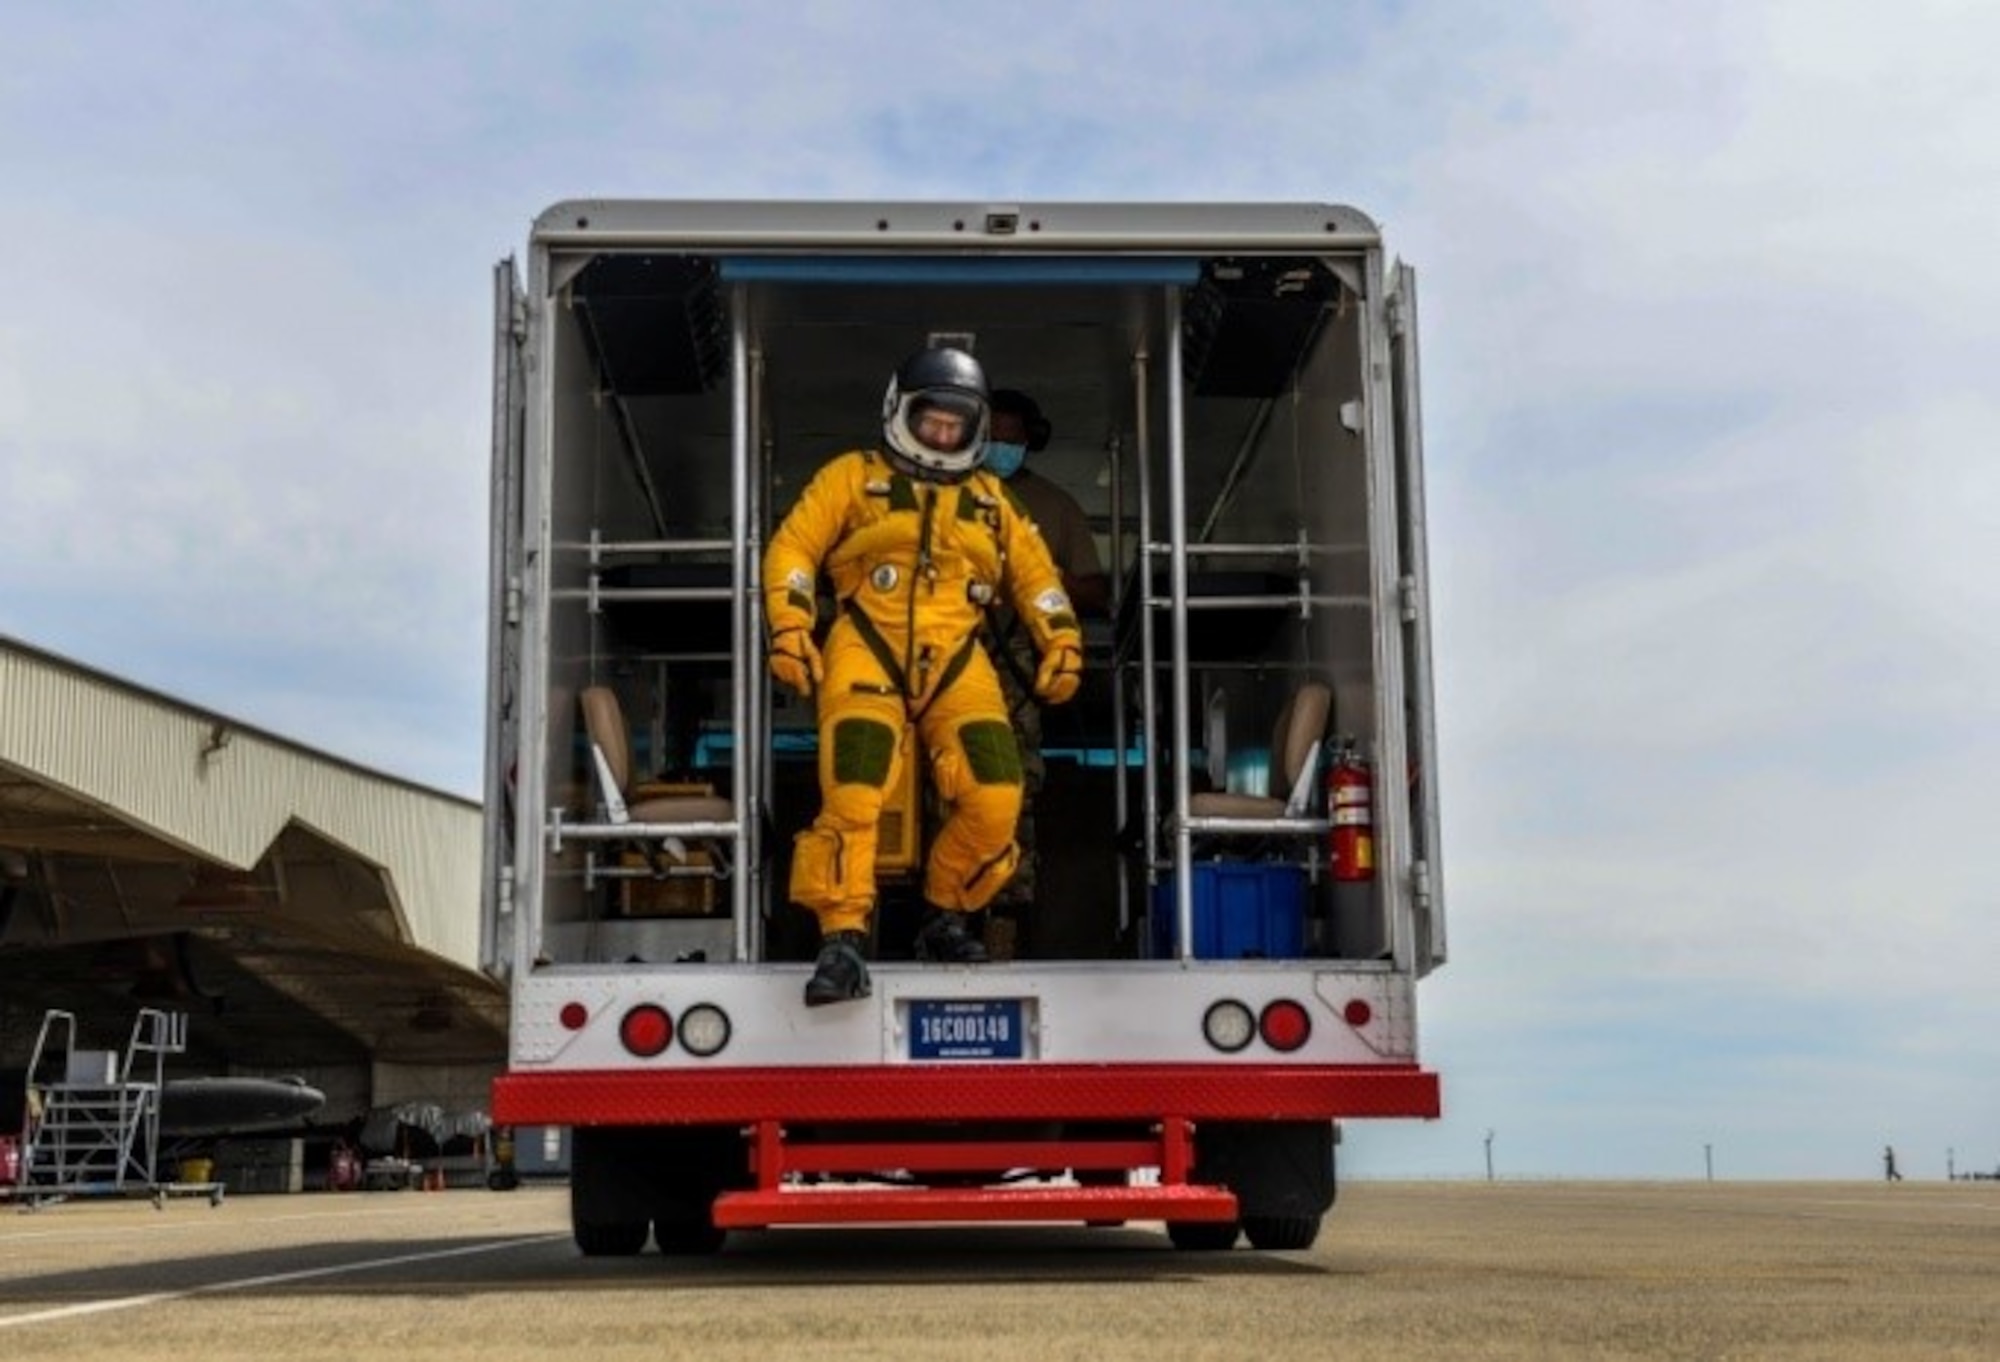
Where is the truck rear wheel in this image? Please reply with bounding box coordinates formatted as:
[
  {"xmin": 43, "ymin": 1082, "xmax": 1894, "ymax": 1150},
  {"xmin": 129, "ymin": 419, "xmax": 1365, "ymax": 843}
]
[
  {"xmin": 1167, "ymin": 1219, "xmax": 1241, "ymax": 1251},
  {"xmin": 1189, "ymin": 1119, "xmax": 1336, "ymax": 1253},
  {"xmin": 573, "ymin": 1215, "xmax": 650, "ymax": 1256},
  {"xmin": 569, "ymin": 1124, "xmax": 745, "ymax": 1257},
  {"xmin": 650, "ymin": 1125, "xmax": 745, "ymax": 1256},
  {"xmin": 1242, "ymin": 1213, "xmax": 1321, "ymax": 1251},
  {"xmin": 570, "ymin": 1127, "xmax": 651, "ymax": 1257}
]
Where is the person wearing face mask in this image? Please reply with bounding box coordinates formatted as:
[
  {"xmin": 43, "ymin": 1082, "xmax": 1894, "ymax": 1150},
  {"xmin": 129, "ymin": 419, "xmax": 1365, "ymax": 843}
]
[
  {"xmin": 764, "ymin": 350, "xmax": 1084, "ymax": 1006},
  {"xmin": 977, "ymin": 389, "xmax": 1110, "ymax": 960}
]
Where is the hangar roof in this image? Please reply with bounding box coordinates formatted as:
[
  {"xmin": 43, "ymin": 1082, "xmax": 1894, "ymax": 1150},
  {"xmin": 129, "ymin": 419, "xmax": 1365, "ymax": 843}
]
[{"xmin": 0, "ymin": 634, "xmax": 504, "ymax": 1071}]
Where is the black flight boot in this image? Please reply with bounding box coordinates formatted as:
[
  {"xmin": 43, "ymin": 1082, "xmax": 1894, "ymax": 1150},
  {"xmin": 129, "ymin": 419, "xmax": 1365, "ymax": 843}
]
[
  {"xmin": 914, "ymin": 907, "xmax": 990, "ymax": 964},
  {"xmin": 804, "ymin": 929, "xmax": 872, "ymax": 1008}
]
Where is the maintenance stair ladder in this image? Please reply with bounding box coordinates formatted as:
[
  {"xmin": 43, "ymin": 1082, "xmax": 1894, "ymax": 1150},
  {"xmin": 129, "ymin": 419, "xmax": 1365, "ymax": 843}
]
[{"xmin": 17, "ymin": 1008, "xmax": 187, "ymax": 1197}]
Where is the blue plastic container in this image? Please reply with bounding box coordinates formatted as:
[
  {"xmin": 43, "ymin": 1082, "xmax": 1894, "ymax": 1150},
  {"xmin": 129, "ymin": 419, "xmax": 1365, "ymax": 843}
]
[{"xmin": 1150, "ymin": 862, "xmax": 1308, "ymax": 960}]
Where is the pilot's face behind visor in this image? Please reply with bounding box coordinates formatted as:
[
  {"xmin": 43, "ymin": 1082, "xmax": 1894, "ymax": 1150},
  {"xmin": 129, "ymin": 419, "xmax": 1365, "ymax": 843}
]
[{"xmin": 909, "ymin": 397, "xmax": 978, "ymax": 454}]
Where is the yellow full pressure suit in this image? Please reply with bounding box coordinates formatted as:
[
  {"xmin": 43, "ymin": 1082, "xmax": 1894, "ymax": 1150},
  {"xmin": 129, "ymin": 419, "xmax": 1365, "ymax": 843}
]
[{"xmin": 764, "ymin": 449, "xmax": 1084, "ymax": 935}]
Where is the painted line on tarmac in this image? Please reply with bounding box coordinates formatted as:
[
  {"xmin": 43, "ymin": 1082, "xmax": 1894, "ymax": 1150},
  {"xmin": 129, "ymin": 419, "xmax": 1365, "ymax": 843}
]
[
  {"xmin": 1, "ymin": 1201, "xmax": 485, "ymax": 1244},
  {"xmin": 0, "ymin": 1234, "xmax": 569, "ymax": 1330}
]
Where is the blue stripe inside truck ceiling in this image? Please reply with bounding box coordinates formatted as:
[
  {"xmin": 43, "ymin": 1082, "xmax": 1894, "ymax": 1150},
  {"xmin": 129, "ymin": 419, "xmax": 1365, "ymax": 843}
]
[{"xmin": 718, "ymin": 257, "xmax": 1203, "ymax": 285}]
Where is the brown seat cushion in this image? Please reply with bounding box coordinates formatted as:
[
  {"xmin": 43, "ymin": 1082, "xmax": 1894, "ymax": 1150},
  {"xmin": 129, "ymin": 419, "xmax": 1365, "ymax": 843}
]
[
  {"xmin": 624, "ymin": 794, "xmax": 734, "ymax": 825},
  {"xmin": 1187, "ymin": 790, "xmax": 1287, "ymax": 818}
]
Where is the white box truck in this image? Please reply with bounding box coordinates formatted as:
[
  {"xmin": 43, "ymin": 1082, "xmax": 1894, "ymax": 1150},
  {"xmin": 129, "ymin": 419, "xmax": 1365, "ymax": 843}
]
[{"xmin": 481, "ymin": 200, "xmax": 1445, "ymax": 1255}]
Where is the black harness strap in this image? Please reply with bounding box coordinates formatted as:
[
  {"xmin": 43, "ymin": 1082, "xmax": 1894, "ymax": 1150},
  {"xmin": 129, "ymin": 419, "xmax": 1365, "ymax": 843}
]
[
  {"xmin": 842, "ymin": 599, "xmax": 983, "ymax": 721},
  {"xmin": 921, "ymin": 633, "xmax": 982, "ymax": 719},
  {"xmin": 842, "ymin": 601, "xmax": 910, "ymax": 697}
]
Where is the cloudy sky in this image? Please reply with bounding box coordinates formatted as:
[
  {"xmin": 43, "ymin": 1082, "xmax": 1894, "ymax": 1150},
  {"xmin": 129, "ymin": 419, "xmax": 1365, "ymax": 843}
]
[{"xmin": 2, "ymin": 1, "xmax": 1993, "ymax": 1181}]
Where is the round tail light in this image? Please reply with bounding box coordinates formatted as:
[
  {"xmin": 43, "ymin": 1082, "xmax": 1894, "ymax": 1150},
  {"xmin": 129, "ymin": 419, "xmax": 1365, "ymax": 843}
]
[
  {"xmin": 677, "ymin": 1004, "xmax": 732, "ymax": 1058},
  {"xmin": 1258, "ymin": 999, "xmax": 1312, "ymax": 1052},
  {"xmin": 618, "ymin": 1004, "xmax": 673, "ymax": 1057},
  {"xmin": 1202, "ymin": 999, "xmax": 1256, "ymax": 1053}
]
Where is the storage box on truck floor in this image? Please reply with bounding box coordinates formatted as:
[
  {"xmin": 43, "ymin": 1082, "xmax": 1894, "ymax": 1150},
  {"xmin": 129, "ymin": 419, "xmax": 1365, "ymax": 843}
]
[{"xmin": 1151, "ymin": 862, "xmax": 1308, "ymax": 960}]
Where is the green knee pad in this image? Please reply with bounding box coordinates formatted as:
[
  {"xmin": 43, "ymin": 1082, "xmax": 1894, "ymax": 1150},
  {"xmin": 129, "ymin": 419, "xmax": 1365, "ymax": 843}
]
[
  {"xmin": 831, "ymin": 716, "xmax": 897, "ymax": 787},
  {"xmin": 956, "ymin": 719, "xmax": 1023, "ymax": 785}
]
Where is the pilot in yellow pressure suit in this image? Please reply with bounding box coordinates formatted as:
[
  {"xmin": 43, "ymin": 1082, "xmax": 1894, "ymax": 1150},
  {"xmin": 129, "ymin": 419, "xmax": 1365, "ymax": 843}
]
[{"xmin": 764, "ymin": 347, "xmax": 1083, "ymax": 1006}]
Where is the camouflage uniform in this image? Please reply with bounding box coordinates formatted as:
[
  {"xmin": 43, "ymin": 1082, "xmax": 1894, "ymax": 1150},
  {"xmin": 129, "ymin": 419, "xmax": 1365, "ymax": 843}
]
[{"xmin": 981, "ymin": 466, "xmax": 1102, "ymax": 957}]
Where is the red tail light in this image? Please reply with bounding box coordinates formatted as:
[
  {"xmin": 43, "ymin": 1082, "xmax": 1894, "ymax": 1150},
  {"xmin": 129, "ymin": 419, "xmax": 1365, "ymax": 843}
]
[
  {"xmin": 618, "ymin": 1004, "xmax": 673, "ymax": 1057},
  {"xmin": 1259, "ymin": 999, "xmax": 1312, "ymax": 1052}
]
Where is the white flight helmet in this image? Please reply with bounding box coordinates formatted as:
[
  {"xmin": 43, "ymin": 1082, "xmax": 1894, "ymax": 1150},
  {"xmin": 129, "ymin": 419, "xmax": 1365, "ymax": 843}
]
[{"xmin": 881, "ymin": 346, "xmax": 990, "ymax": 480}]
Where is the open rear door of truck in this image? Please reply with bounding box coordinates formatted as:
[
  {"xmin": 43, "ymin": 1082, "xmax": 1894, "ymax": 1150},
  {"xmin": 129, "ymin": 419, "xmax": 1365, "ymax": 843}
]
[
  {"xmin": 480, "ymin": 257, "xmax": 527, "ymax": 980},
  {"xmin": 1388, "ymin": 260, "xmax": 1446, "ymax": 976}
]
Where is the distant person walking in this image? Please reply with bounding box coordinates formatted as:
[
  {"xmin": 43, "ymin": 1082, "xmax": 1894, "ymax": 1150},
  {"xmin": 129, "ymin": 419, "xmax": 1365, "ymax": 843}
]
[{"xmin": 1883, "ymin": 1145, "xmax": 1903, "ymax": 1181}]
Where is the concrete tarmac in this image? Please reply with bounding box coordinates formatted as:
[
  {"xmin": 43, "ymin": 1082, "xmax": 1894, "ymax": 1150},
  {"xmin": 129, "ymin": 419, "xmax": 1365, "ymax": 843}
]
[{"xmin": 1, "ymin": 1180, "xmax": 1994, "ymax": 1360}]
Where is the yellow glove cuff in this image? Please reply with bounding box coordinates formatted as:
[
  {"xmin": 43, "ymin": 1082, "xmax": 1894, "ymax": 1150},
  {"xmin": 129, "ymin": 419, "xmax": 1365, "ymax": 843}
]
[{"xmin": 1033, "ymin": 641, "xmax": 1083, "ymax": 706}]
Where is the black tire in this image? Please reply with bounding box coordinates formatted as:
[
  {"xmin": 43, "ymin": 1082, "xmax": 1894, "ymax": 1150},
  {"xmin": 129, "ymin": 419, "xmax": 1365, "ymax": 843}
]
[
  {"xmin": 654, "ymin": 1215, "xmax": 727, "ymax": 1256},
  {"xmin": 570, "ymin": 1127, "xmax": 650, "ymax": 1257},
  {"xmin": 1242, "ymin": 1213, "xmax": 1321, "ymax": 1251},
  {"xmin": 487, "ymin": 1167, "xmax": 520, "ymax": 1192},
  {"xmin": 573, "ymin": 1216, "xmax": 650, "ymax": 1256},
  {"xmin": 650, "ymin": 1125, "xmax": 746, "ymax": 1256},
  {"xmin": 1166, "ymin": 1219, "xmax": 1241, "ymax": 1251},
  {"xmin": 1187, "ymin": 1120, "xmax": 1337, "ymax": 1249},
  {"xmin": 571, "ymin": 1124, "xmax": 746, "ymax": 1259}
]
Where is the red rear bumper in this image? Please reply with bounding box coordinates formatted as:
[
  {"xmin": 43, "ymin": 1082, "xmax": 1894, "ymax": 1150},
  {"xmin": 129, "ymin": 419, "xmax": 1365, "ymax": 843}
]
[{"xmin": 494, "ymin": 1062, "xmax": 1440, "ymax": 1126}]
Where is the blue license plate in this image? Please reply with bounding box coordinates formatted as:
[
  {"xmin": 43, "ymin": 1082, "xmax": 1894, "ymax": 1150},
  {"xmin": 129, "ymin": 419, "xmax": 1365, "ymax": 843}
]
[{"xmin": 907, "ymin": 999, "xmax": 1025, "ymax": 1060}]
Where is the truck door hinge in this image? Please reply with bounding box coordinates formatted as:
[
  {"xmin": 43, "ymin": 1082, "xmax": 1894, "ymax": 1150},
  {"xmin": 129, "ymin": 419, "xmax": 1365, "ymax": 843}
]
[
  {"xmin": 505, "ymin": 574, "xmax": 523, "ymax": 627},
  {"xmin": 1398, "ymin": 573, "xmax": 1420, "ymax": 624}
]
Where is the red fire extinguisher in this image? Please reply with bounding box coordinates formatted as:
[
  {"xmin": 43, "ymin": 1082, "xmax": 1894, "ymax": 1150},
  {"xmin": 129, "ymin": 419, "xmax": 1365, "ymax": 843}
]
[{"xmin": 1326, "ymin": 741, "xmax": 1375, "ymax": 882}]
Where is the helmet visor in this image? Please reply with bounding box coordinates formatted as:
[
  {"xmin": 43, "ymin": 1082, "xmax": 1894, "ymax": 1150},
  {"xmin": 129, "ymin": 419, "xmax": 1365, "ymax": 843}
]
[{"xmin": 903, "ymin": 392, "xmax": 984, "ymax": 453}]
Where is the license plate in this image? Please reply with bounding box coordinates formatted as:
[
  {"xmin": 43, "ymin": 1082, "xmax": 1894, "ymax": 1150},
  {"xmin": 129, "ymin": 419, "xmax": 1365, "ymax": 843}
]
[{"xmin": 907, "ymin": 999, "xmax": 1026, "ymax": 1061}]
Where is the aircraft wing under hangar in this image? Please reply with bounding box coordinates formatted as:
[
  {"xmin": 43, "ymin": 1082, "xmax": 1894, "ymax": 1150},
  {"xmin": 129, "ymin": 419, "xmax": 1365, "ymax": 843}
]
[{"xmin": 0, "ymin": 634, "xmax": 505, "ymax": 1082}]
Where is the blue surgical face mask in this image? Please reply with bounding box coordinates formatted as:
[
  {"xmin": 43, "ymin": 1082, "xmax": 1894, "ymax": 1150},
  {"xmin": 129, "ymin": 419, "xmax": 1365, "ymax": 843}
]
[{"xmin": 983, "ymin": 440, "xmax": 1027, "ymax": 479}]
